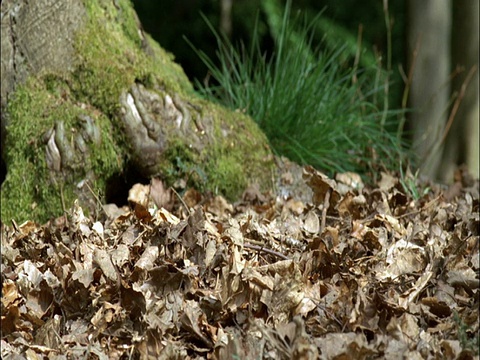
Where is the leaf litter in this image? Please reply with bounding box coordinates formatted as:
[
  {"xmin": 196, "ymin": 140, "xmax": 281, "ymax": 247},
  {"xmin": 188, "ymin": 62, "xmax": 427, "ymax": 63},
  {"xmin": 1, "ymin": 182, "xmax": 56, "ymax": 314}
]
[{"xmin": 1, "ymin": 161, "xmax": 479, "ymax": 359}]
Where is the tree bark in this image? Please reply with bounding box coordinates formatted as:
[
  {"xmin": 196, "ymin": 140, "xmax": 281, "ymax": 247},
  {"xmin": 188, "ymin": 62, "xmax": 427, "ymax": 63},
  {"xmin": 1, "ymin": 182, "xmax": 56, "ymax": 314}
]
[
  {"xmin": 407, "ymin": 0, "xmax": 451, "ymax": 179},
  {"xmin": 440, "ymin": 0, "xmax": 479, "ymax": 182},
  {"xmin": 0, "ymin": 0, "xmax": 275, "ymax": 223}
]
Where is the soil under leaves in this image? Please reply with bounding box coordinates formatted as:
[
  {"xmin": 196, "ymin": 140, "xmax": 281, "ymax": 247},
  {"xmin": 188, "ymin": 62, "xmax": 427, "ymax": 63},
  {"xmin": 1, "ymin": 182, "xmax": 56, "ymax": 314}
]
[{"xmin": 1, "ymin": 163, "xmax": 479, "ymax": 359}]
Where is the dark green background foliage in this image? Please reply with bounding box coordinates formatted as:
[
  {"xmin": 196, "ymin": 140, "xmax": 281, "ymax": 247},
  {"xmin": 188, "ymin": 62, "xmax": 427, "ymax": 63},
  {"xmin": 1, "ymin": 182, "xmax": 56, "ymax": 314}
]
[{"xmin": 132, "ymin": 0, "xmax": 406, "ymax": 107}]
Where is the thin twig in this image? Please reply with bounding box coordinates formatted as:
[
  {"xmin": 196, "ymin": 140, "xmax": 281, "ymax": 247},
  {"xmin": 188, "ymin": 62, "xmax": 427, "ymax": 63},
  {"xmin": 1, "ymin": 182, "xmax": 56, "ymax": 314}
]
[
  {"xmin": 397, "ymin": 194, "xmax": 442, "ymax": 219},
  {"xmin": 381, "ymin": 0, "xmax": 392, "ymax": 128},
  {"xmin": 170, "ymin": 187, "xmax": 191, "ymax": 215},
  {"xmin": 320, "ymin": 189, "xmax": 331, "ymax": 233},
  {"xmin": 244, "ymin": 243, "xmax": 290, "ymax": 260},
  {"xmin": 399, "ymin": 35, "xmax": 421, "ymax": 139},
  {"xmin": 84, "ymin": 180, "xmax": 107, "ymax": 218}
]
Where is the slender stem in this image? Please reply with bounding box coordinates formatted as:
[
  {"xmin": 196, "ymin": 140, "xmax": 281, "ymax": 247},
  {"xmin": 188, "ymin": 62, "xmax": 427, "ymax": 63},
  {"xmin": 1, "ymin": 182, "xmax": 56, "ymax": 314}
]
[{"xmin": 381, "ymin": 0, "xmax": 392, "ymax": 129}]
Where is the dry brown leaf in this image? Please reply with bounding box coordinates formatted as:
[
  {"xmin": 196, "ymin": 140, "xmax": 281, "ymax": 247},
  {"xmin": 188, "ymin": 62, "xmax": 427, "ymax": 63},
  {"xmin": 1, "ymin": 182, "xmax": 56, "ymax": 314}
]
[
  {"xmin": 303, "ymin": 210, "xmax": 319, "ymax": 234},
  {"xmin": 303, "ymin": 165, "xmax": 341, "ymax": 209},
  {"xmin": 93, "ymin": 247, "xmax": 118, "ymax": 282},
  {"xmin": 135, "ymin": 246, "xmax": 159, "ymax": 271}
]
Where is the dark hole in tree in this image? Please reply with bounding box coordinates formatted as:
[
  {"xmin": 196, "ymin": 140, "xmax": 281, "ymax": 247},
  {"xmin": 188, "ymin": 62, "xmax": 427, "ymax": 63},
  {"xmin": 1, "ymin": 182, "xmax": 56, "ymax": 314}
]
[{"xmin": 105, "ymin": 163, "xmax": 149, "ymax": 207}]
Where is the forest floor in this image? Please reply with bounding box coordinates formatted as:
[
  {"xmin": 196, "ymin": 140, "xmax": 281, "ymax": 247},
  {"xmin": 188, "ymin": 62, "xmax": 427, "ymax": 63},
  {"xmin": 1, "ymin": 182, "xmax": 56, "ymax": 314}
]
[{"xmin": 1, "ymin": 160, "xmax": 479, "ymax": 360}]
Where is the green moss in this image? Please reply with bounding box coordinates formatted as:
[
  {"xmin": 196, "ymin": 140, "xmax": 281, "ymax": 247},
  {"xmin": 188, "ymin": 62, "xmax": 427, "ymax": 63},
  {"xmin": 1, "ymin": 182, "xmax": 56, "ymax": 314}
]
[
  {"xmin": 1, "ymin": 72, "xmax": 128, "ymax": 222},
  {"xmin": 70, "ymin": 0, "xmax": 193, "ymax": 115},
  {"xmin": 207, "ymin": 153, "xmax": 246, "ymax": 199},
  {"xmin": 205, "ymin": 102, "xmax": 275, "ymax": 199},
  {"xmin": 2, "ymin": 80, "xmax": 76, "ymax": 221},
  {"xmin": 159, "ymin": 139, "xmax": 201, "ymax": 184}
]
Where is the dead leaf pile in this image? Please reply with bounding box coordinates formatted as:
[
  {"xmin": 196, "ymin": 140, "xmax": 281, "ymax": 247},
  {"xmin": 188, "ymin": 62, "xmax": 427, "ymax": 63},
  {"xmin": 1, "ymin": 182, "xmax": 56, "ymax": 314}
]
[{"xmin": 1, "ymin": 166, "xmax": 479, "ymax": 359}]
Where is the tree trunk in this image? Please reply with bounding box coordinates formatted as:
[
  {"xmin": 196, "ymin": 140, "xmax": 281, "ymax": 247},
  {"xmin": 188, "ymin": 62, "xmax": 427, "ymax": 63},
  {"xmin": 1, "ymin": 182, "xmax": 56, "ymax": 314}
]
[
  {"xmin": 407, "ymin": 0, "xmax": 451, "ymax": 179},
  {"xmin": 0, "ymin": 0, "xmax": 275, "ymax": 223},
  {"xmin": 440, "ymin": 0, "xmax": 479, "ymax": 182}
]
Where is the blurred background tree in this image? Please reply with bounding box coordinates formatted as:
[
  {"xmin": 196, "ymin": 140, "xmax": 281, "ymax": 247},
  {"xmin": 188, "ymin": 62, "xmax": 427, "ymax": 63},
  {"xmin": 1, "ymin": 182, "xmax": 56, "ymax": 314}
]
[
  {"xmin": 132, "ymin": 0, "xmax": 478, "ymax": 183},
  {"xmin": 407, "ymin": 0, "xmax": 479, "ymax": 182},
  {"xmin": 440, "ymin": 0, "xmax": 479, "ymax": 182}
]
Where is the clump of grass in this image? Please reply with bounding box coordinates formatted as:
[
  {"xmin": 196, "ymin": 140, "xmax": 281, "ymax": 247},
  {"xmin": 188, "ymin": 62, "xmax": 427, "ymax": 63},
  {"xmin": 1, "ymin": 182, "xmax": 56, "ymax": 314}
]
[
  {"xmin": 188, "ymin": 2, "xmax": 406, "ymax": 177},
  {"xmin": 399, "ymin": 165, "xmax": 431, "ymax": 200}
]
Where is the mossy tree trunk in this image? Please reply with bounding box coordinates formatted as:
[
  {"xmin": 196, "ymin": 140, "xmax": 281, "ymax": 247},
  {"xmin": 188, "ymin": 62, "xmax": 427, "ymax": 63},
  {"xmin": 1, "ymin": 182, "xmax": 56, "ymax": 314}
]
[{"xmin": 0, "ymin": 0, "xmax": 275, "ymax": 223}]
